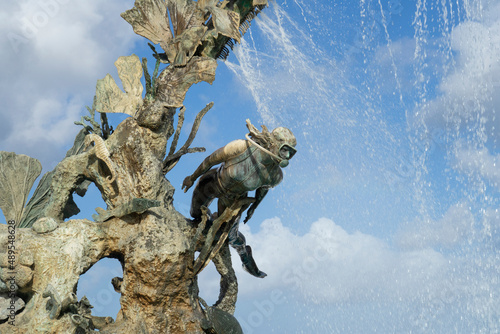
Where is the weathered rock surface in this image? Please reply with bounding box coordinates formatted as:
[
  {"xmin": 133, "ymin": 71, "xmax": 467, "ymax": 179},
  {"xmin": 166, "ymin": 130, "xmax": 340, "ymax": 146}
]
[
  {"xmin": 32, "ymin": 217, "xmax": 59, "ymax": 234},
  {"xmin": 0, "ymin": 295, "xmax": 25, "ymax": 321}
]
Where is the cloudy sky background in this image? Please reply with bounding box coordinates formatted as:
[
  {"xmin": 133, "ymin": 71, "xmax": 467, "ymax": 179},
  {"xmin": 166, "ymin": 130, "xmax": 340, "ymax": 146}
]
[{"xmin": 1, "ymin": 0, "xmax": 500, "ymax": 333}]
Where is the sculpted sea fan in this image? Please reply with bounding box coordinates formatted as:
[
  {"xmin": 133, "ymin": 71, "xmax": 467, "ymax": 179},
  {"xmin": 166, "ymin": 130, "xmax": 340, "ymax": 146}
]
[
  {"xmin": 121, "ymin": 0, "xmax": 207, "ymax": 66},
  {"xmin": 0, "ymin": 152, "xmax": 42, "ymax": 224},
  {"xmin": 94, "ymin": 55, "xmax": 144, "ymax": 116}
]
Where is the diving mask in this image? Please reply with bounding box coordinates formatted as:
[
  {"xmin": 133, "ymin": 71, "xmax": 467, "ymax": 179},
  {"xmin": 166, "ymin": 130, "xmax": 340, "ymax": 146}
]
[{"xmin": 245, "ymin": 134, "xmax": 296, "ymax": 168}]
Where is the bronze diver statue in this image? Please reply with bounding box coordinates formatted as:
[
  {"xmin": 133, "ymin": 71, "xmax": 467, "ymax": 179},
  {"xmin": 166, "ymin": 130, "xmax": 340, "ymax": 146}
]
[{"xmin": 183, "ymin": 119, "xmax": 297, "ymax": 278}]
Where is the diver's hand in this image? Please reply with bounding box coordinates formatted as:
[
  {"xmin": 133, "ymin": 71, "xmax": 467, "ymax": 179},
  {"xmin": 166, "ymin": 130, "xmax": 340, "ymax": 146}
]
[{"xmin": 182, "ymin": 176, "xmax": 194, "ymax": 193}]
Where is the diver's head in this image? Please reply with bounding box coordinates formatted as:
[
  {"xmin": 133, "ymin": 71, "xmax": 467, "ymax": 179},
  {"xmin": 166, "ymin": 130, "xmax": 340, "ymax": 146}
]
[
  {"xmin": 245, "ymin": 119, "xmax": 297, "ymax": 168},
  {"xmin": 271, "ymin": 127, "xmax": 297, "ymax": 167}
]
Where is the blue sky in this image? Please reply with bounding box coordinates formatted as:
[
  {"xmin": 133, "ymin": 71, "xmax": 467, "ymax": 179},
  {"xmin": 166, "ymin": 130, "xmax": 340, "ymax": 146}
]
[{"xmin": 1, "ymin": 0, "xmax": 500, "ymax": 333}]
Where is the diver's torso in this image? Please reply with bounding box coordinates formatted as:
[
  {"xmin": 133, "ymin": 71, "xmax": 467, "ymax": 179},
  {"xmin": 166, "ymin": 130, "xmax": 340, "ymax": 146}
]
[{"xmin": 218, "ymin": 145, "xmax": 283, "ymax": 194}]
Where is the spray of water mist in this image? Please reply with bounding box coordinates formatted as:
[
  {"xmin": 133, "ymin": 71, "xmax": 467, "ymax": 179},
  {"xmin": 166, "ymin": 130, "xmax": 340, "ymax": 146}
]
[
  {"xmin": 225, "ymin": 0, "xmax": 499, "ymax": 332},
  {"xmin": 226, "ymin": 3, "xmax": 408, "ymax": 229}
]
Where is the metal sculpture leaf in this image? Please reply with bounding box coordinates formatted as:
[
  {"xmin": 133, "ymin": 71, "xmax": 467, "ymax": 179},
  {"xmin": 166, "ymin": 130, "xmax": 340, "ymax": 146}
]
[
  {"xmin": 0, "ymin": 152, "xmax": 42, "ymax": 224},
  {"xmin": 121, "ymin": 0, "xmax": 175, "ymax": 60},
  {"xmin": 199, "ymin": 0, "xmax": 268, "ymax": 60},
  {"xmin": 172, "ymin": 26, "xmax": 207, "ymax": 66},
  {"xmin": 19, "ymin": 129, "xmax": 91, "ymax": 228},
  {"xmin": 122, "ymin": 0, "xmax": 267, "ymax": 62},
  {"xmin": 166, "ymin": 0, "xmax": 205, "ymax": 36},
  {"xmin": 122, "ymin": 0, "xmax": 206, "ymax": 66},
  {"xmin": 206, "ymin": 5, "xmax": 240, "ymax": 42},
  {"xmin": 95, "ymin": 55, "xmax": 144, "ymax": 116},
  {"xmin": 157, "ymin": 57, "xmax": 217, "ymax": 107}
]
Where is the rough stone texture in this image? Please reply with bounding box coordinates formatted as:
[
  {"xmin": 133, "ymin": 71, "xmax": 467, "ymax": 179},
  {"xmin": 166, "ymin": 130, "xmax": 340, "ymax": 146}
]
[
  {"xmin": 0, "ymin": 220, "xmax": 107, "ymax": 333},
  {"xmin": 32, "ymin": 217, "xmax": 59, "ymax": 234},
  {"xmin": 0, "ymin": 1, "xmax": 268, "ymax": 333},
  {"xmin": 0, "ymin": 295, "xmax": 25, "ymax": 321}
]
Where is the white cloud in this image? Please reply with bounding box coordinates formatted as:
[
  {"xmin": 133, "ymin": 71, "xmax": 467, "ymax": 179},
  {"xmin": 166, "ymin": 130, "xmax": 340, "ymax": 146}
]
[
  {"xmin": 0, "ymin": 0, "xmax": 139, "ymax": 169},
  {"xmin": 418, "ymin": 1, "xmax": 500, "ymax": 142},
  {"xmin": 370, "ymin": 37, "xmax": 420, "ymax": 96},
  {"xmin": 454, "ymin": 145, "xmax": 500, "ymax": 189},
  {"xmin": 482, "ymin": 208, "xmax": 500, "ymax": 247},
  {"xmin": 197, "ymin": 217, "xmax": 450, "ymax": 305},
  {"xmin": 396, "ymin": 202, "xmax": 474, "ymax": 250},
  {"xmin": 197, "ymin": 215, "xmax": 499, "ymax": 332}
]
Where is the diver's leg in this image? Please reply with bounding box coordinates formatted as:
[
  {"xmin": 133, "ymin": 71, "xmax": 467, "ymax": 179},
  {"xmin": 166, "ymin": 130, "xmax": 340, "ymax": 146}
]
[
  {"xmin": 217, "ymin": 193, "xmax": 266, "ymax": 277},
  {"xmin": 227, "ymin": 217, "xmax": 267, "ymax": 278},
  {"xmin": 190, "ymin": 169, "xmax": 220, "ymax": 220}
]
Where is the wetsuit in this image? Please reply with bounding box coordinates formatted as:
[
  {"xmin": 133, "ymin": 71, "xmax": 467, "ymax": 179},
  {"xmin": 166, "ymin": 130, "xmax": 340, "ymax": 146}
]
[{"xmin": 189, "ymin": 141, "xmax": 283, "ymax": 277}]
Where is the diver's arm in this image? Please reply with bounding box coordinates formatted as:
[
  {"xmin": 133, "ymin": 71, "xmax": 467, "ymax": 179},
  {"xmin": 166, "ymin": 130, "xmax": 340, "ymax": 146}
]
[
  {"xmin": 244, "ymin": 187, "xmax": 269, "ymax": 223},
  {"xmin": 182, "ymin": 139, "xmax": 249, "ymax": 192}
]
